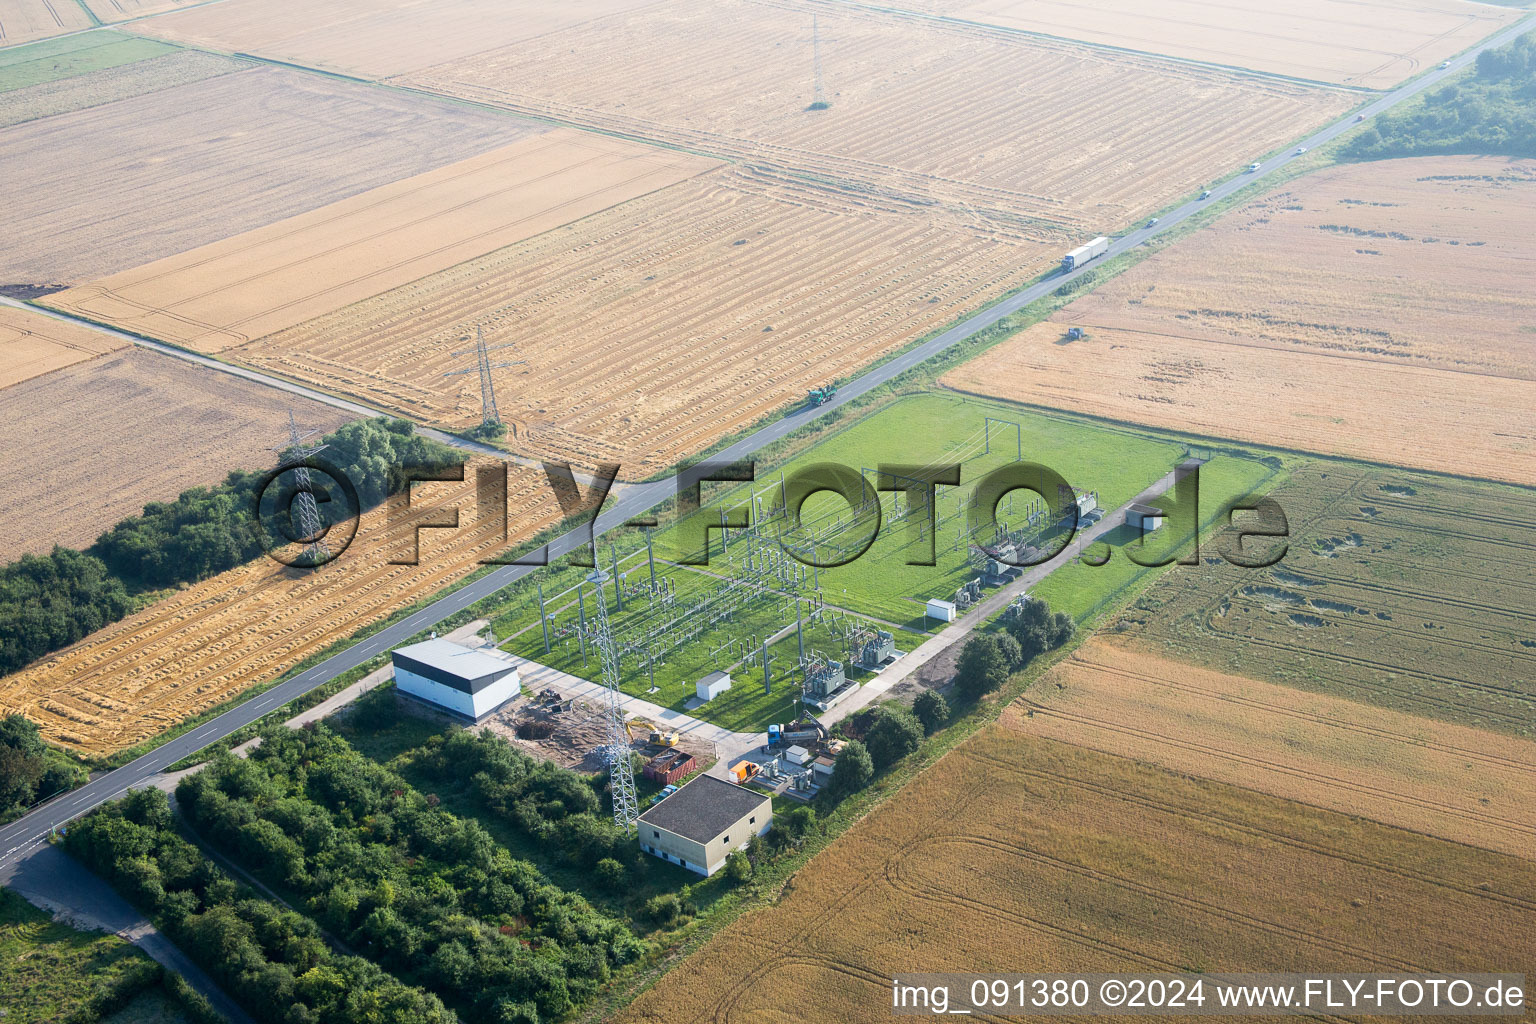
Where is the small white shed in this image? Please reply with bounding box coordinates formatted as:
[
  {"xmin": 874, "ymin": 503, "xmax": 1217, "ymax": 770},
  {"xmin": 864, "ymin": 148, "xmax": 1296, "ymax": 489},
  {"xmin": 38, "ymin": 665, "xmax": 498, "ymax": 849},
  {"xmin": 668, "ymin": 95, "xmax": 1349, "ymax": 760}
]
[
  {"xmin": 784, "ymin": 745, "xmax": 812, "ymax": 766},
  {"xmin": 1127, "ymin": 502, "xmax": 1166, "ymax": 532},
  {"xmin": 926, "ymin": 598, "xmax": 957, "ymax": 623},
  {"xmin": 696, "ymin": 670, "xmax": 732, "ymax": 702}
]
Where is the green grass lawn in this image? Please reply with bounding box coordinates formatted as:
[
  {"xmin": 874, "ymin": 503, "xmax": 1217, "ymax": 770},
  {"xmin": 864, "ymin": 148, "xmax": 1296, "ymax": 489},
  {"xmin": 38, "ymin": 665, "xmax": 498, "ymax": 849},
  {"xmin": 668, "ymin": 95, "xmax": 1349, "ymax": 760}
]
[
  {"xmin": 0, "ymin": 888, "xmax": 158, "ymax": 1024},
  {"xmin": 0, "ymin": 31, "xmax": 178, "ymax": 93},
  {"xmin": 656, "ymin": 393, "xmax": 1188, "ymax": 626},
  {"xmin": 477, "ymin": 394, "xmax": 1202, "ymax": 731},
  {"xmin": 1030, "ymin": 454, "xmax": 1282, "ymax": 623}
]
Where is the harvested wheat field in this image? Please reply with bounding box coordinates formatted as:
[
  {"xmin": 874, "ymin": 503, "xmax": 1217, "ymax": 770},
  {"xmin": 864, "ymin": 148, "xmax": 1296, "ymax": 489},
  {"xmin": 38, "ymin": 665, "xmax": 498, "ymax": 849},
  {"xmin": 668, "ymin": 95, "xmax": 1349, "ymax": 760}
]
[
  {"xmin": 228, "ymin": 167, "xmax": 1057, "ymax": 474},
  {"xmin": 47, "ymin": 130, "xmax": 721, "ymax": 350},
  {"xmin": 408, "ymin": 0, "xmax": 1352, "ymax": 231},
  {"xmin": 944, "ymin": 157, "xmax": 1536, "ymax": 484},
  {"xmin": 623, "ymin": 730, "xmax": 1536, "ymax": 1024},
  {"xmin": 0, "ymin": 346, "xmax": 356, "ymax": 557},
  {"xmin": 0, "ymin": 458, "xmax": 561, "ymax": 753},
  {"xmin": 0, "ymin": 48, "xmax": 244, "ymax": 129},
  {"xmin": 0, "ymin": 304, "xmax": 124, "ymax": 389},
  {"xmin": 0, "ymin": 0, "xmax": 94, "ymax": 48},
  {"xmin": 0, "ymin": 65, "xmax": 542, "ymax": 287},
  {"xmin": 1112, "ymin": 461, "xmax": 1536, "ymax": 737},
  {"xmin": 80, "ymin": 0, "xmax": 202, "ymax": 22},
  {"xmin": 1008, "ymin": 638, "xmax": 1536, "ymax": 859},
  {"xmin": 128, "ymin": 0, "xmax": 662, "ymax": 79},
  {"xmin": 890, "ymin": 0, "xmax": 1521, "ymax": 88}
]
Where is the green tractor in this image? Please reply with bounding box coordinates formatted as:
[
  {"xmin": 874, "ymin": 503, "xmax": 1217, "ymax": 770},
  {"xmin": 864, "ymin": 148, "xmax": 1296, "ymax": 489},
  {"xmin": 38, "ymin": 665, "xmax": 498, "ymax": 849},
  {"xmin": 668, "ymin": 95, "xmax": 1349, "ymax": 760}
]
[{"xmin": 806, "ymin": 382, "xmax": 838, "ymax": 407}]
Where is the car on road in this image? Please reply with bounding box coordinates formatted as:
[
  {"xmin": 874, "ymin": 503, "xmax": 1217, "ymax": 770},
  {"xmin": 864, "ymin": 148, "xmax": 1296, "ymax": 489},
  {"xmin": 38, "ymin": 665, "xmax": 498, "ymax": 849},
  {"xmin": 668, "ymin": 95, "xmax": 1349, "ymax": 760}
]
[
  {"xmin": 1356, "ymin": 113, "xmax": 1367, "ymax": 121},
  {"xmin": 1200, "ymin": 190, "xmax": 1212, "ymax": 200},
  {"xmin": 1295, "ymin": 146, "xmax": 1308, "ymax": 155},
  {"xmin": 1145, "ymin": 217, "xmax": 1159, "ymax": 228},
  {"xmin": 1439, "ymin": 60, "xmax": 1452, "ymax": 69},
  {"xmin": 1248, "ymin": 162, "xmax": 1261, "ymax": 172}
]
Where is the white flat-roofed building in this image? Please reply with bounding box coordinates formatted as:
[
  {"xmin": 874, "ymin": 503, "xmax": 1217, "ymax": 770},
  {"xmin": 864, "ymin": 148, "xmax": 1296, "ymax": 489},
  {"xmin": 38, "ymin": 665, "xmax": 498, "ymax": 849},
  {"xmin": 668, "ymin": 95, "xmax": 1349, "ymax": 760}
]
[
  {"xmin": 696, "ymin": 670, "xmax": 732, "ymax": 702},
  {"xmin": 391, "ymin": 639, "xmax": 520, "ymax": 721},
  {"xmin": 926, "ymin": 598, "xmax": 957, "ymax": 623}
]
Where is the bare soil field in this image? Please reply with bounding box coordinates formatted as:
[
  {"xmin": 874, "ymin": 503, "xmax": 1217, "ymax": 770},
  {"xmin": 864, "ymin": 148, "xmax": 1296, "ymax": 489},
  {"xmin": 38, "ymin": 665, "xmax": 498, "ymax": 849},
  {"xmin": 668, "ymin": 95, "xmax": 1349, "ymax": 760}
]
[
  {"xmin": 1009, "ymin": 638, "xmax": 1536, "ymax": 859},
  {"xmin": 128, "ymin": 0, "xmax": 663, "ymax": 79},
  {"xmin": 0, "ymin": 48, "xmax": 243, "ymax": 128},
  {"xmin": 944, "ymin": 157, "xmax": 1536, "ymax": 484},
  {"xmin": 227, "ymin": 167, "xmax": 1058, "ymax": 475},
  {"xmin": 407, "ymin": 0, "xmax": 1352, "ymax": 232},
  {"xmin": 1113, "ymin": 461, "xmax": 1536, "ymax": 737},
  {"xmin": 47, "ymin": 130, "xmax": 721, "ymax": 350},
  {"xmin": 623, "ymin": 730, "xmax": 1536, "ymax": 1024},
  {"xmin": 0, "ymin": 458, "xmax": 562, "ymax": 754},
  {"xmin": 0, "ymin": 65, "xmax": 542, "ymax": 287},
  {"xmin": 0, "ymin": 346, "xmax": 355, "ymax": 557},
  {"xmin": 0, "ymin": 304, "xmax": 124, "ymax": 388},
  {"xmin": 0, "ymin": 0, "xmax": 94, "ymax": 48},
  {"xmin": 890, "ymin": 0, "xmax": 1521, "ymax": 88}
]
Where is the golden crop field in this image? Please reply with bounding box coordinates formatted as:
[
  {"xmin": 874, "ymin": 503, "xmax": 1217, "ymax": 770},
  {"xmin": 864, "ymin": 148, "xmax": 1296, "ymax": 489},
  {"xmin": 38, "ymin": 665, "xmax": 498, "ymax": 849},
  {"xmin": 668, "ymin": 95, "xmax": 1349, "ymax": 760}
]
[
  {"xmin": 127, "ymin": 0, "xmax": 661, "ymax": 78},
  {"xmin": 1010, "ymin": 639, "xmax": 1536, "ymax": 859},
  {"xmin": 623, "ymin": 729, "xmax": 1536, "ymax": 1024},
  {"xmin": 0, "ymin": 66, "xmax": 540, "ymax": 286},
  {"xmin": 407, "ymin": 0, "xmax": 1353, "ymax": 232},
  {"xmin": 890, "ymin": 0, "xmax": 1522, "ymax": 88},
  {"xmin": 944, "ymin": 157, "xmax": 1536, "ymax": 484},
  {"xmin": 0, "ymin": 346, "xmax": 355, "ymax": 556},
  {"xmin": 46, "ymin": 130, "xmax": 721, "ymax": 351},
  {"xmin": 0, "ymin": 0, "xmax": 94, "ymax": 48},
  {"xmin": 0, "ymin": 304, "xmax": 124, "ymax": 389},
  {"xmin": 226, "ymin": 167, "xmax": 1059, "ymax": 475},
  {"xmin": 0, "ymin": 458, "xmax": 560, "ymax": 753}
]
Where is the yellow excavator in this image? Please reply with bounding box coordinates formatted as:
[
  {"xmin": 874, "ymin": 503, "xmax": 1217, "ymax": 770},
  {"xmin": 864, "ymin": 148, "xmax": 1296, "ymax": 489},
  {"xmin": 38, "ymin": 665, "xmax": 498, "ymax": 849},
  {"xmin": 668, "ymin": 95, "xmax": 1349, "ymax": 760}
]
[{"xmin": 625, "ymin": 718, "xmax": 679, "ymax": 747}]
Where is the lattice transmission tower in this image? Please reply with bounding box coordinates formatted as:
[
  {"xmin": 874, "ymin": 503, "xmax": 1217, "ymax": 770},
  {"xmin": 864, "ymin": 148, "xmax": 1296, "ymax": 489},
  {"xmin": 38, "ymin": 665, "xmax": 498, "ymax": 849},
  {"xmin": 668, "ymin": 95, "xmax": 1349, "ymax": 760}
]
[
  {"xmin": 271, "ymin": 411, "xmax": 330, "ymax": 565},
  {"xmin": 443, "ymin": 326, "xmax": 526, "ymax": 430},
  {"xmin": 586, "ymin": 563, "xmax": 640, "ymax": 834}
]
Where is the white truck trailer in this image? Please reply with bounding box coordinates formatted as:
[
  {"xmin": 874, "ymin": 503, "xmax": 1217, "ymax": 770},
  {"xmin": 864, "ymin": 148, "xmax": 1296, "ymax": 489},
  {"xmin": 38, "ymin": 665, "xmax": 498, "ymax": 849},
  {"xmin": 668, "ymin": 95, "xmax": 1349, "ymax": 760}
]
[{"xmin": 1060, "ymin": 236, "xmax": 1110, "ymax": 272}]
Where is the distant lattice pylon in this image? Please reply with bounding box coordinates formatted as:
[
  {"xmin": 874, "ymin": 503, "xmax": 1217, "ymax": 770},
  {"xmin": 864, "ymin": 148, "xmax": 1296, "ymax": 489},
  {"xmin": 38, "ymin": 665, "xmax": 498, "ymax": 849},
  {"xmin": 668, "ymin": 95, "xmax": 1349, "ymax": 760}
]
[{"xmin": 271, "ymin": 411, "xmax": 330, "ymax": 566}]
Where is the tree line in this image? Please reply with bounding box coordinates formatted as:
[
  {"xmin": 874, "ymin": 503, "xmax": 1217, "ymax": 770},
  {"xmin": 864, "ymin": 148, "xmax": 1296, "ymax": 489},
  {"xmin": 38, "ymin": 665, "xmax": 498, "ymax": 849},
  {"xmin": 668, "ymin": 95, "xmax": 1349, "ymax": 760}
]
[
  {"xmin": 825, "ymin": 598, "xmax": 1074, "ymax": 799},
  {"xmin": 175, "ymin": 725, "xmax": 642, "ymax": 1022},
  {"xmin": 1347, "ymin": 31, "xmax": 1536, "ymax": 160},
  {"xmin": 65, "ymin": 788, "xmax": 459, "ymax": 1024},
  {"xmin": 0, "ymin": 418, "xmax": 462, "ymax": 676},
  {"xmin": 0, "ymin": 713, "xmax": 86, "ymax": 818}
]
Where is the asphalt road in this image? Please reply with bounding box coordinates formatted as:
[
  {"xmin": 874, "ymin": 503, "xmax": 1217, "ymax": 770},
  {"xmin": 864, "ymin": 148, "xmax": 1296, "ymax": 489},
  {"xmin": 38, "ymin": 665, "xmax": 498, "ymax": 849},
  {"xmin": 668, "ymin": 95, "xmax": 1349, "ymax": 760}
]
[{"xmin": 2, "ymin": 12, "xmax": 1529, "ymax": 872}]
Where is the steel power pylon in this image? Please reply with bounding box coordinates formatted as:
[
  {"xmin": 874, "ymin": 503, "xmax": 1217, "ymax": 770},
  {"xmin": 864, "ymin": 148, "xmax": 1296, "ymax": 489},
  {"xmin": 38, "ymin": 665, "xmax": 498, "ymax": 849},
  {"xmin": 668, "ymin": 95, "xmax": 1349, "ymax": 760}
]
[
  {"xmin": 800, "ymin": 14, "xmax": 837, "ymax": 109},
  {"xmin": 444, "ymin": 326, "xmax": 526, "ymax": 429},
  {"xmin": 271, "ymin": 411, "xmax": 330, "ymax": 565},
  {"xmin": 586, "ymin": 562, "xmax": 639, "ymax": 834}
]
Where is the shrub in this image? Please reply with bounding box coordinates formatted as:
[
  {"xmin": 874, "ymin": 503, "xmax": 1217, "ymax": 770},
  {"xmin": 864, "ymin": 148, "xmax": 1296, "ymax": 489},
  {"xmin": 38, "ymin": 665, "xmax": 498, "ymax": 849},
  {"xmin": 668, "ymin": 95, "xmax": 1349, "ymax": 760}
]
[
  {"xmin": 912, "ymin": 691, "xmax": 950, "ymax": 735},
  {"xmin": 953, "ymin": 634, "xmax": 1011, "ymax": 701},
  {"xmin": 1004, "ymin": 599, "xmax": 1074, "ymax": 664},
  {"xmin": 644, "ymin": 893, "xmax": 683, "ymax": 926},
  {"xmin": 864, "ymin": 706, "xmax": 924, "ymax": 770},
  {"xmin": 829, "ymin": 740, "xmax": 874, "ymax": 799},
  {"xmin": 594, "ymin": 858, "xmax": 626, "ymax": 891}
]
